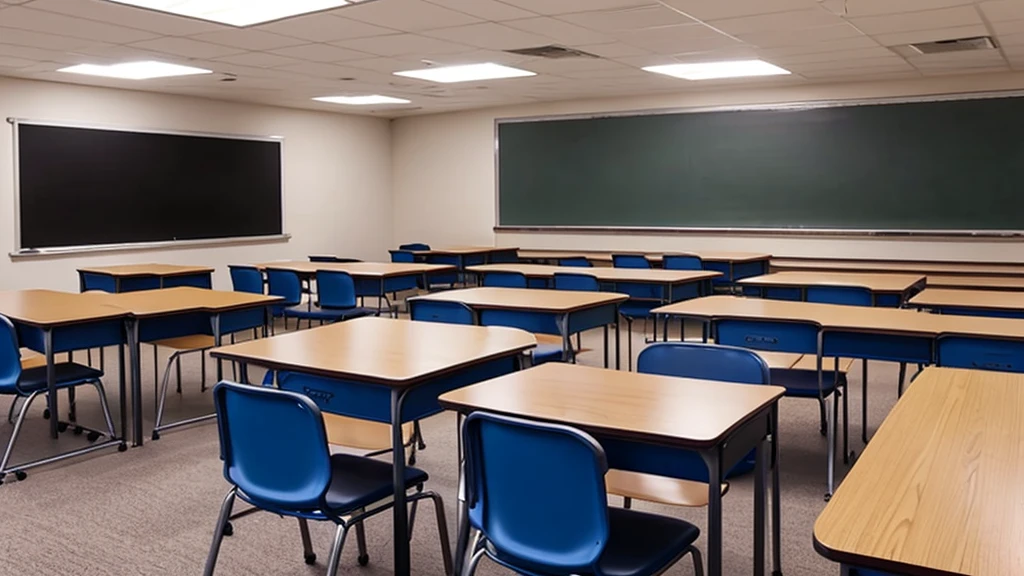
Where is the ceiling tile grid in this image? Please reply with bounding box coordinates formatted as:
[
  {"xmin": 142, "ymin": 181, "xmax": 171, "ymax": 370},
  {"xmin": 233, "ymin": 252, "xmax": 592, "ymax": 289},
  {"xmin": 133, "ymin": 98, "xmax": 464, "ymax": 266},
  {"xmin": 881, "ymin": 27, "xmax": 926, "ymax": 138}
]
[{"xmin": 0, "ymin": 0, "xmax": 1021, "ymax": 116}]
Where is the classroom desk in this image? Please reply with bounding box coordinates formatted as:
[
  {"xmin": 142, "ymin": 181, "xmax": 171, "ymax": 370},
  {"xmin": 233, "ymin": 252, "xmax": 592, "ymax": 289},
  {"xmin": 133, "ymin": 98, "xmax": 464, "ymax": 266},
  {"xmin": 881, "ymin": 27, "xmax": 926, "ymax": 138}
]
[
  {"xmin": 814, "ymin": 367, "xmax": 1024, "ymax": 576},
  {"xmin": 410, "ymin": 287, "xmax": 628, "ymax": 367},
  {"xmin": 652, "ymin": 295, "xmax": 1024, "ymax": 496},
  {"xmin": 407, "ymin": 247, "xmax": 516, "ymax": 269},
  {"xmin": 739, "ymin": 271, "xmax": 926, "ymax": 307},
  {"xmin": 771, "ymin": 258, "xmax": 1024, "ymax": 277},
  {"xmin": 926, "ymin": 275, "xmax": 1024, "ymax": 291},
  {"xmin": 910, "ymin": 288, "xmax": 1024, "ymax": 318},
  {"xmin": 467, "ymin": 263, "xmax": 720, "ymax": 339},
  {"xmin": 77, "ymin": 264, "xmax": 214, "ymax": 293},
  {"xmin": 88, "ymin": 287, "xmax": 279, "ymax": 445},
  {"xmin": 256, "ymin": 261, "xmax": 457, "ymax": 310},
  {"xmin": 516, "ymin": 249, "xmax": 773, "ymax": 282},
  {"xmin": 210, "ymin": 317, "xmax": 536, "ymax": 576},
  {"xmin": 438, "ymin": 362, "xmax": 786, "ymax": 576},
  {"xmin": 0, "ymin": 290, "xmax": 129, "ymax": 470}
]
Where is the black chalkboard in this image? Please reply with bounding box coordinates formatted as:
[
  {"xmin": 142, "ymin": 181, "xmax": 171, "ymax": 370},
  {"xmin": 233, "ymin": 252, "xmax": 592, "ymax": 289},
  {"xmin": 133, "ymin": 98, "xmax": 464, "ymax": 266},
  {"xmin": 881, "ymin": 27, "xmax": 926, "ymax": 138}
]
[{"xmin": 17, "ymin": 123, "xmax": 283, "ymax": 249}]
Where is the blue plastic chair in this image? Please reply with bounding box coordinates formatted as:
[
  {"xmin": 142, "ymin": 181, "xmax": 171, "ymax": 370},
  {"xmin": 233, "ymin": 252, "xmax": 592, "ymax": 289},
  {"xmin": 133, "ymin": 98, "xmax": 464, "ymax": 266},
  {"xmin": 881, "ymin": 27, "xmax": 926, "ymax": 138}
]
[
  {"xmin": 553, "ymin": 272, "xmax": 600, "ymax": 292},
  {"xmin": 203, "ymin": 381, "xmax": 451, "ymax": 576},
  {"xmin": 399, "ymin": 243, "xmax": 430, "ymax": 251},
  {"xmin": 229, "ymin": 265, "xmax": 264, "ymax": 295},
  {"xmin": 489, "ymin": 249, "xmax": 519, "ymax": 264},
  {"xmin": 807, "ymin": 286, "xmax": 873, "ymax": 307},
  {"xmin": 316, "ymin": 270, "xmax": 378, "ymax": 321},
  {"xmin": 0, "ymin": 315, "xmax": 118, "ymax": 483},
  {"xmin": 425, "ymin": 254, "xmax": 461, "ymax": 289},
  {"xmin": 612, "ymin": 254, "xmax": 651, "ymax": 269},
  {"xmin": 462, "ymin": 411, "xmax": 703, "ymax": 576},
  {"xmin": 268, "ymin": 269, "xmax": 363, "ymax": 330},
  {"xmin": 558, "ymin": 257, "xmax": 592, "ymax": 267},
  {"xmin": 408, "ymin": 299, "xmax": 476, "ymax": 325},
  {"xmin": 482, "ymin": 271, "xmax": 528, "ymax": 288},
  {"xmin": 663, "ymin": 254, "xmax": 703, "ymax": 271},
  {"xmin": 390, "ymin": 250, "xmax": 416, "ymax": 263}
]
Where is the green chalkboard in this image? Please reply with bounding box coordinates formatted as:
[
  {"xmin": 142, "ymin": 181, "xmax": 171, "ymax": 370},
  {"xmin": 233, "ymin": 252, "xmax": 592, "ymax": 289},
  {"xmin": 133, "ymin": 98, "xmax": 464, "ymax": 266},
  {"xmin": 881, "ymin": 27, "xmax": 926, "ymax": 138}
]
[{"xmin": 497, "ymin": 96, "xmax": 1024, "ymax": 232}]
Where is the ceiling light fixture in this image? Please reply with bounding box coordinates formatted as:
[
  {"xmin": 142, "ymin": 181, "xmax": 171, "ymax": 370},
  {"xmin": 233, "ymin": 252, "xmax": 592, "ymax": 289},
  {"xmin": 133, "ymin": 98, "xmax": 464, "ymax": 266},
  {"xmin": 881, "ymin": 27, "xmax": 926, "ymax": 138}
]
[
  {"xmin": 314, "ymin": 95, "xmax": 411, "ymax": 105},
  {"xmin": 643, "ymin": 60, "xmax": 791, "ymax": 80},
  {"xmin": 393, "ymin": 63, "xmax": 536, "ymax": 84},
  {"xmin": 104, "ymin": 0, "xmax": 358, "ymax": 27},
  {"xmin": 57, "ymin": 61, "xmax": 213, "ymax": 80}
]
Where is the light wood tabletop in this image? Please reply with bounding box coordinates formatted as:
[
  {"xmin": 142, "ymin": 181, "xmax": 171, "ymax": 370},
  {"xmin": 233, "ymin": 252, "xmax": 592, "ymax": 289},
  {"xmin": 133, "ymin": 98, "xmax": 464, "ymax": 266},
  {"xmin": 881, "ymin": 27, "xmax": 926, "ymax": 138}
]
[
  {"xmin": 86, "ymin": 287, "xmax": 280, "ymax": 318},
  {"xmin": 926, "ymin": 275, "xmax": 1024, "ymax": 291},
  {"xmin": 439, "ymin": 362, "xmax": 785, "ymax": 448},
  {"xmin": 814, "ymin": 367, "xmax": 1024, "ymax": 576},
  {"xmin": 411, "ymin": 287, "xmax": 628, "ymax": 313},
  {"xmin": 408, "ymin": 246, "xmax": 512, "ymax": 255},
  {"xmin": 517, "ymin": 249, "xmax": 771, "ymax": 264},
  {"xmin": 467, "ymin": 263, "xmax": 721, "ymax": 283},
  {"xmin": 76, "ymin": 263, "xmax": 215, "ymax": 277},
  {"xmin": 910, "ymin": 288, "xmax": 1024, "ymax": 312},
  {"xmin": 771, "ymin": 258, "xmax": 1024, "ymax": 277},
  {"xmin": 257, "ymin": 261, "xmax": 456, "ymax": 277},
  {"xmin": 739, "ymin": 271, "xmax": 926, "ymax": 293},
  {"xmin": 0, "ymin": 289, "xmax": 129, "ymax": 327},
  {"xmin": 210, "ymin": 316, "xmax": 537, "ymax": 386}
]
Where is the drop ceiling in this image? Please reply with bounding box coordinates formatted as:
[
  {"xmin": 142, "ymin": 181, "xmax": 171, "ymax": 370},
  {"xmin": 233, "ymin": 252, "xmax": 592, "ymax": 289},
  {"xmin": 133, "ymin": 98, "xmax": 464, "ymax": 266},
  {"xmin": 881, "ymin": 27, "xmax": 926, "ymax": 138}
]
[{"xmin": 1, "ymin": 0, "xmax": 1023, "ymax": 117}]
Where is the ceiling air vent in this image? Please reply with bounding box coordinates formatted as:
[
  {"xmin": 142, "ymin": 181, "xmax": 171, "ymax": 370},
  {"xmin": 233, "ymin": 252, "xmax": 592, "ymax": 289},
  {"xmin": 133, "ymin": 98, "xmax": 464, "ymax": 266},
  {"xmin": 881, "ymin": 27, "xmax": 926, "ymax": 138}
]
[
  {"xmin": 909, "ymin": 36, "xmax": 997, "ymax": 55},
  {"xmin": 504, "ymin": 45, "xmax": 599, "ymax": 59}
]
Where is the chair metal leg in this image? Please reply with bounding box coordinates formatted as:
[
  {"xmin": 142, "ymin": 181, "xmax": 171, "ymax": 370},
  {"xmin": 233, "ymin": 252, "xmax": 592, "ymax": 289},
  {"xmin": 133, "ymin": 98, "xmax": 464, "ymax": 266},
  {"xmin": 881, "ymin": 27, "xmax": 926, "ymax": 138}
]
[
  {"xmin": 7, "ymin": 396, "xmax": 22, "ymax": 425},
  {"xmin": 427, "ymin": 492, "xmax": 454, "ymax": 576},
  {"xmin": 203, "ymin": 488, "xmax": 237, "ymax": 576},
  {"xmin": 817, "ymin": 397, "xmax": 827, "ymax": 436},
  {"xmin": 414, "ymin": 420, "xmax": 427, "ymax": 450},
  {"xmin": 325, "ymin": 523, "xmax": 351, "ymax": 576},
  {"xmin": 153, "ymin": 352, "xmax": 178, "ymax": 439},
  {"xmin": 175, "ymin": 356, "xmax": 182, "ymax": 394},
  {"xmin": 0, "ymin": 391, "xmax": 40, "ymax": 475},
  {"xmin": 99, "ymin": 346, "xmax": 105, "ymax": 372},
  {"xmin": 464, "ymin": 548, "xmax": 486, "ymax": 576},
  {"xmin": 298, "ymin": 518, "xmax": 316, "ymax": 565},
  {"xmin": 624, "ymin": 317, "xmax": 634, "ymax": 371},
  {"xmin": 898, "ymin": 362, "xmax": 907, "ymax": 397},
  {"xmin": 203, "ymin": 353, "xmax": 208, "ymax": 393},
  {"xmin": 690, "ymin": 546, "xmax": 705, "ymax": 576},
  {"xmin": 89, "ymin": 380, "xmax": 118, "ymax": 439},
  {"xmin": 355, "ymin": 519, "xmax": 369, "ymax": 566}
]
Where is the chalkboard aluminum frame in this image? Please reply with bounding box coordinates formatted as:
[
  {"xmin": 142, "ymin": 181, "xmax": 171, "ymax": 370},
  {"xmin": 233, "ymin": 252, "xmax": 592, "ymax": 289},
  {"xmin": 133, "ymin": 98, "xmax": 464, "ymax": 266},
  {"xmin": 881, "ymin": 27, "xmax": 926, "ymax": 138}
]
[
  {"xmin": 8, "ymin": 117, "xmax": 290, "ymax": 257},
  {"xmin": 493, "ymin": 89, "xmax": 1024, "ymax": 238}
]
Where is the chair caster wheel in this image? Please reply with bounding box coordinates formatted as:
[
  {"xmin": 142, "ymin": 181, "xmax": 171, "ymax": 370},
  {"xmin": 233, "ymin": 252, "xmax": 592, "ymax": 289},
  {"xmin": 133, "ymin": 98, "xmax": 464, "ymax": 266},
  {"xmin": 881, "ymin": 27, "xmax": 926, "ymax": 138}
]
[
  {"xmin": 43, "ymin": 409, "xmax": 50, "ymax": 420},
  {"xmin": 73, "ymin": 426, "xmax": 84, "ymax": 435},
  {"xmin": 223, "ymin": 522, "xmax": 234, "ymax": 536},
  {"xmin": 304, "ymin": 553, "xmax": 316, "ymax": 565},
  {"xmin": 57, "ymin": 422, "xmax": 69, "ymax": 433},
  {"xmin": 408, "ymin": 454, "xmax": 416, "ymax": 466},
  {"xmin": 118, "ymin": 443, "xmax": 128, "ymax": 452},
  {"xmin": 14, "ymin": 470, "xmax": 26, "ymax": 481},
  {"xmin": 152, "ymin": 431, "xmax": 160, "ymax": 441},
  {"xmin": 86, "ymin": 431, "xmax": 100, "ymax": 442},
  {"xmin": 824, "ymin": 493, "xmax": 832, "ymax": 502},
  {"xmin": 358, "ymin": 554, "xmax": 369, "ymax": 567}
]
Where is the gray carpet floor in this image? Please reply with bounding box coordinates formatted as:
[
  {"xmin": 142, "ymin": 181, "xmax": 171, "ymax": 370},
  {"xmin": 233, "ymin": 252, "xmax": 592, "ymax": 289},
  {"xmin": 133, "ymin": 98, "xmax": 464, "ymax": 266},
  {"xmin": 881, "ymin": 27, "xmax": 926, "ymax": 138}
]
[{"xmin": 0, "ymin": 319, "xmax": 902, "ymax": 576}]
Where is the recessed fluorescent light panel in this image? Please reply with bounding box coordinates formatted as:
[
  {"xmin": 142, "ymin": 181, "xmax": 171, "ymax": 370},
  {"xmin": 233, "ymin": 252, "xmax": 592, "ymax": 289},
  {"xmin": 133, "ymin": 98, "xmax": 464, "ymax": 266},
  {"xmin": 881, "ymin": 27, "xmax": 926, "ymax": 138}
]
[
  {"xmin": 105, "ymin": 0, "xmax": 356, "ymax": 27},
  {"xmin": 58, "ymin": 61, "xmax": 212, "ymax": 80},
  {"xmin": 314, "ymin": 95, "xmax": 411, "ymax": 105},
  {"xmin": 643, "ymin": 60, "xmax": 790, "ymax": 80},
  {"xmin": 393, "ymin": 63, "xmax": 536, "ymax": 84}
]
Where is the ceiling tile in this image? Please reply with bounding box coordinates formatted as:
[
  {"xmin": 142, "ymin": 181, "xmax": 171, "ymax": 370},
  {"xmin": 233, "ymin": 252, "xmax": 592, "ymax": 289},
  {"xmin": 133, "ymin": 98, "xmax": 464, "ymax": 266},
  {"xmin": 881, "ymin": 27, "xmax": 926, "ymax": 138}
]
[
  {"xmin": 0, "ymin": 26, "xmax": 104, "ymax": 50},
  {"xmin": 213, "ymin": 51, "xmax": 302, "ymax": 68},
  {"xmin": 423, "ymin": 0, "xmax": 537, "ymax": 21},
  {"xmin": 980, "ymin": 0, "xmax": 1024, "ymax": 23},
  {"xmin": 256, "ymin": 14, "xmax": 400, "ymax": 42},
  {"xmin": 22, "ymin": 0, "xmax": 223, "ymax": 35},
  {"xmin": 799, "ymin": 63, "xmax": 917, "ymax": 77},
  {"xmin": 273, "ymin": 61, "xmax": 372, "ymax": 79},
  {"xmin": 708, "ymin": 8, "xmax": 847, "ymax": 35},
  {"xmin": 333, "ymin": 33, "xmax": 472, "ymax": 57},
  {"xmin": 871, "ymin": 24, "xmax": 989, "ymax": 46},
  {"xmin": 736, "ymin": 23, "xmax": 866, "ymax": 48},
  {"xmin": 0, "ymin": 54, "xmax": 36, "ymax": 68},
  {"xmin": 840, "ymin": 0, "xmax": 977, "ymax": 17},
  {"xmin": 989, "ymin": 18, "xmax": 1024, "ymax": 35},
  {"xmin": 573, "ymin": 42, "xmax": 651, "ymax": 58},
  {"xmin": 610, "ymin": 23, "xmax": 739, "ymax": 52},
  {"xmin": 918, "ymin": 65, "xmax": 1007, "ymax": 76},
  {"xmin": 129, "ymin": 37, "xmax": 247, "ymax": 59},
  {"xmin": 421, "ymin": 22, "xmax": 551, "ymax": 50},
  {"xmin": 849, "ymin": 6, "xmax": 983, "ymax": 35},
  {"xmin": 557, "ymin": 5, "xmax": 697, "ymax": 32},
  {"xmin": 770, "ymin": 45, "xmax": 896, "ymax": 64},
  {"xmin": 504, "ymin": 17, "xmax": 614, "ymax": 45},
  {"xmin": 1002, "ymin": 31, "xmax": 1024, "ymax": 46},
  {"xmin": 0, "ymin": 5, "xmax": 158, "ymax": 43},
  {"xmin": 496, "ymin": 0, "xmax": 655, "ymax": 16},
  {"xmin": 189, "ymin": 29, "xmax": 308, "ymax": 51},
  {"xmin": 788, "ymin": 55, "xmax": 909, "ymax": 72},
  {"xmin": 758, "ymin": 36, "xmax": 883, "ymax": 56},
  {"xmin": 659, "ymin": 0, "xmax": 822, "ymax": 21},
  {"xmin": 344, "ymin": 56, "xmax": 425, "ymax": 72},
  {"xmin": 342, "ymin": 0, "xmax": 482, "ymax": 32},
  {"xmin": 0, "ymin": 41, "xmax": 78, "ymax": 62},
  {"xmin": 522, "ymin": 56, "xmax": 629, "ymax": 73},
  {"xmin": 269, "ymin": 43, "xmax": 371, "ymax": 63}
]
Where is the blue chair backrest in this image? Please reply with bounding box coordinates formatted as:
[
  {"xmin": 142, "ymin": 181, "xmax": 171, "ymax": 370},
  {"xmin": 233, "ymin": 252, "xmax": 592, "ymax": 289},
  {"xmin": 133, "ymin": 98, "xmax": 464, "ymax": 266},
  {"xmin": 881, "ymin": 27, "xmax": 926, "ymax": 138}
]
[
  {"xmin": 490, "ymin": 250, "xmax": 519, "ymax": 264},
  {"xmin": 482, "ymin": 271, "xmax": 528, "ymax": 288},
  {"xmin": 0, "ymin": 315, "xmax": 23, "ymax": 393},
  {"xmin": 308, "ymin": 255, "xmax": 339, "ymax": 263},
  {"xmin": 558, "ymin": 257, "xmax": 592, "ymax": 267},
  {"xmin": 399, "ymin": 243, "xmax": 430, "ymax": 251},
  {"xmin": 463, "ymin": 411, "xmax": 610, "ymax": 574},
  {"xmin": 316, "ymin": 270, "xmax": 357, "ymax": 309},
  {"xmin": 408, "ymin": 299, "xmax": 476, "ymax": 325},
  {"xmin": 553, "ymin": 273, "xmax": 600, "ymax": 292},
  {"xmin": 229, "ymin": 265, "xmax": 264, "ymax": 295},
  {"xmin": 266, "ymin": 268, "xmax": 302, "ymax": 306},
  {"xmin": 612, "ymin": 254, "xmax": 651, "ymax": 269},
  {"xmin": 806, "ymin": 286, "xmax": 873, "ymax": 307},
  {"xmin": 638, "ymin": 342, "xmax": 770, "ymax": 385},
  {"xmin": 390, "ymin": 250, "xmax": 416, "ymax": 263},
  {"xmin": 663, "ymin": 254, "xmax": 703, "ymax": 270},
  {"xmin": 213, "ymin": 381, "xmax": 331, "ymax": 510}
]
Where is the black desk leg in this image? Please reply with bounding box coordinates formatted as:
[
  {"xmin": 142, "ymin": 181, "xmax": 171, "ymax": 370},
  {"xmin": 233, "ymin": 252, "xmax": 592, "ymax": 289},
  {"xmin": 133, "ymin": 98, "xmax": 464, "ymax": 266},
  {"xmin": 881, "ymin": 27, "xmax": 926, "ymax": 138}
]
[
  {"xmin": 702, "ymin": 446, "xmax": 723, "ymax": 576},
  {"xmin": 754, "ymin": 437, "xmax": 767, "ymax": 576},
  {"xmin": 45, "ymin": 330, "xmax": 58, "ymax": 439},
  {"xmin": 772, "ymin": 403, "xmax": 783, "ymax": 576},
  {"xmin": 391, "ymin": 389, "xmax": 411, "ymax": 576}
]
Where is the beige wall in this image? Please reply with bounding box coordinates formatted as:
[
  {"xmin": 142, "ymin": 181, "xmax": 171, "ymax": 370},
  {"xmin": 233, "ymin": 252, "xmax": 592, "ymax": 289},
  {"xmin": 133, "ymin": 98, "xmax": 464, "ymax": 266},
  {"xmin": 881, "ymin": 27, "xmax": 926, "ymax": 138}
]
[
  {"xmin": 0, "ymin": 76, "xmax": 393, "ymax": 291},
  {"xmin": 392, "ymin": 71, "xmax": 1024, "ymax": 262}
]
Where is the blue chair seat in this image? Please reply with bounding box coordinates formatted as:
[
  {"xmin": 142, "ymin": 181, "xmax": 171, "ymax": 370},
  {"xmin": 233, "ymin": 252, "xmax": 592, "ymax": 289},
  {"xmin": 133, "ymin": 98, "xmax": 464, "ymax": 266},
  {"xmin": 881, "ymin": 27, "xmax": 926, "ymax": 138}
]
[
  {"xmin": 531, "ymin": 343, "xmax": 564, "ymax": 365},
  {"xmin": 14, "ymin": 363, "xmax": 103, "ymax": 394},
  {"xmin": 488, "ymin": 507, "xmax": 700, "ymax": 576},
  {"xmin": 619, "ymin": 301, "xmax": 659, "ymax": 319},
  {"xmin": 283, "ymin": 304, "xmax": 375, "ymax": 322},
  {"xmin": 770, "ymin": 368, "xmax": 843, "ymax": 398}
]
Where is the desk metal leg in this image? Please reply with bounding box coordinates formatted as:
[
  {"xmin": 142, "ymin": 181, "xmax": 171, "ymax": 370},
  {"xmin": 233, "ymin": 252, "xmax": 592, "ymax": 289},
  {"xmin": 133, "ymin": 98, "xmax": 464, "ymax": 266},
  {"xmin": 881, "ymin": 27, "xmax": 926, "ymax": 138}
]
[
  {"xmin": 771, "ymin": 403, "xmax": 782, "ymax": 576},
  {"xmin": 118, "ymin": 340, "xmax": 127, "ymax": 442},
  {"xmin": 44, "ymin": 330, "xmax": 58, "ymax": 439},
  {"xmin": 453, "ymin": 413, "xmax": 471, "ymax": 576},
  {"xmin": 128, "ymin": 319, "xmax": 143, "ymax": 447},
  {"xmin": 213, "ymin": 314, "xmax": 223, "ymax": 382},
  {"xmin": 701, "ymin": 447, "xmax": 723, "ymax": 576},
  {"xmin": 603, "ymin": 325, "xmax": 609, "ymax": 368},
  {"xmin": 754, "ymin": 437, "xmax": 766, "ymax": 576},
  {"xmin": 861, "ymin": 359, "xmax": 869, "ymax": 444},
  {"xmin": 615, "ymin": 317, "xmax": 621, "ymax": 371},
  {"xmin": 391, "ymin": 389, "xmax": 411, "ymax": 576}
]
